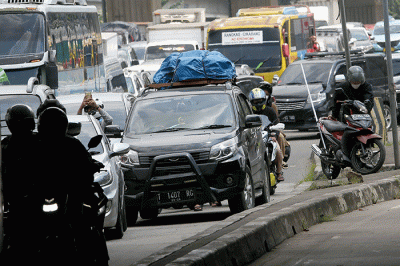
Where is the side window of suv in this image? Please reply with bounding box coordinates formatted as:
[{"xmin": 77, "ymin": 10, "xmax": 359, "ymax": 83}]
[
  {"xmin": 238, "ymin": 94, "xmax": 252, "ymax": 116},
  {"xmin": 236, "ymin": 95, "xmax": 248, "ymax": 127}
]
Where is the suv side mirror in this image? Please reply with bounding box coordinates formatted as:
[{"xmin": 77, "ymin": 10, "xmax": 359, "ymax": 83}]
[
  {"xmin": 335, "ymin": 74, "xmax": 346, "ymax": 84},
  {"xmin": 105, "ymin": 125, "xmax": 123, "ymax": 138},
  {"xmin": 245, "ymin": 115, "xmax": 262, "ymax": 128},
  {"xmin": 282, "ymin": 43, "xmax": 290, "ymax": 58},
  {"xmin": 272, "ymin": 74, "xmax": 279, "ymax": 86}
]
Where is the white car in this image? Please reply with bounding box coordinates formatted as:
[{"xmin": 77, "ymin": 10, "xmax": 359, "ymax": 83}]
[{"xmin": 127, "ymin": 40, "xmax": 199, "ymax": 79}]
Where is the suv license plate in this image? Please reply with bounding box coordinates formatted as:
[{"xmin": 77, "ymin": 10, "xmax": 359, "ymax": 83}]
[{"xmin": 157, "ymin": 188, "xmax": 195, "ymax": 204}]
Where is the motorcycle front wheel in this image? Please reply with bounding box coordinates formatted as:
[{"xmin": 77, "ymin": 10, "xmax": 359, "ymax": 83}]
[
  {"xmin": 319, "ymin": 140, "xmax": 340, "ymax": 180},
  {"xmin": 350, "ymin": 138, "xmax": 386, "ymax": 175}
]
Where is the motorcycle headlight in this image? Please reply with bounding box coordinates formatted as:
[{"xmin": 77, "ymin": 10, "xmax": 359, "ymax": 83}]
[
  {"xmin": 307, "ymin": 91, "xmax": 326, "ymax": 104},
  {"xmin": 120, "ymin": 150, "xmax": 139, "ymax": 166},
  {"xmin": 210, "ymin": 138, "xmax": 238, "ymax": 161},
  {"xmin": 94, "ymin": 171, "xmax": 112, "ymax": 187}
]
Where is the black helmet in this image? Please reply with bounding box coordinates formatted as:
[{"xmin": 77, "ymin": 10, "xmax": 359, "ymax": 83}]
[
  {"xmin": 37, "ymin": 107, "xmax": 68, "ymax": 138},
  {"xmin": 347, "ymin": 66, "xmax": 365, "ymax": 85},
  {"xmin": 36, "ymin": 99, "xmax": 66, "ymax": 118},
  {"xmin": 259, "ymin": 81, "xmax": 273, "ymax": 96},
  {"xmin": 5, "ymin": 104, "xmax": 35, "ymax": 134}
]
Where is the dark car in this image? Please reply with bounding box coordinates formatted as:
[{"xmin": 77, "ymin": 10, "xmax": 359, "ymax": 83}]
[
  {"xmin": 120, "ymin": 83, "xmax": 270, "ymax": 224},
  {"xmin": 274, "ymin": 51, "xmax": 390, "ymax": 131}
]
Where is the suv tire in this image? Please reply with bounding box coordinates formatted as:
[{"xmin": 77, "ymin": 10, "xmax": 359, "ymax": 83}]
[
  {"xmin": 256, "ymin": 160, "xmax": 271, "ymax": 205},
  {"xmin": 228, "ymin": 166, "xmax": 255, "ymax": 214}
]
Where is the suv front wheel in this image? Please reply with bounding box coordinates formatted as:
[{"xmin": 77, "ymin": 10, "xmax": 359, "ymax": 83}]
[{"xmin": 228, "ymin": 166, "xmax": 255, "ymax": 214}]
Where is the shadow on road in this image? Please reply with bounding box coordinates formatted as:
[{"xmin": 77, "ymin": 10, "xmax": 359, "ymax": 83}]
[{"xmin": 132, "ymin": 207, "xmax": 231, "ymax": 227}]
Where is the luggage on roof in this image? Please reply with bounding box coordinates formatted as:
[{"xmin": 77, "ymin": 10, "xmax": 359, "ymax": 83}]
[{"xmin": 152, "ymin": 50, "xmax": 236, "ymax": 87}]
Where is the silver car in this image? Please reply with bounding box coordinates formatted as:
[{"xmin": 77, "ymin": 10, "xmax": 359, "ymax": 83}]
[{"xmin": 67, "ymin": 115, "xmax": 130, "ymax": 239}]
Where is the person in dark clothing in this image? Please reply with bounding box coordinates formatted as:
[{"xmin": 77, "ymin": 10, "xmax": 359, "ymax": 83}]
[
  {"xmin": 36, "ymin": 106, "xmax": 109, "ymax": 265},
  {"xmin": 249, "ymin": 88, "xmax": 284, "ymax": 181},
  {"xmin": 329, "ymin": 65, "xmax": 375, "ymax": 158},
  {"xmin": 1, "ymin": 104, "xmax": 41, "ymax": 264},
  {"xmin": 331, "ymin": 65, "xmax": 374, "ymax": 121}
]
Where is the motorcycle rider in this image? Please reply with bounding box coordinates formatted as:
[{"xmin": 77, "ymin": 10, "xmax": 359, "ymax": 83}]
[
  {"xmin": 329, "ymin": 65, "xmax": 374, "ymax": 159},
  {"xmin": 249, "ymin": 88, "xmax": 284, "ymax": 181},
  {"xmin": 36, "ymin": 106, "xmax": 109, "ymax": 265},
  {"xmin": 1, "ymin": 104, "xmax": 41, "ymax": 264},
  {"xmin": 259, "ymin": 81, "xmax": 290, "ymax": 168}
]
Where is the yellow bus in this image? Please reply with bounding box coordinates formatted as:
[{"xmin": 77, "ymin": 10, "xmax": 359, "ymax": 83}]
[{"xmin": 207, "ymin": 5, "xmax": 315, "ymax": 83}]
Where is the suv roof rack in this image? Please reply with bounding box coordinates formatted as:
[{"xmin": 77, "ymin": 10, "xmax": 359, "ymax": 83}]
[
  {"xmin": 141, "ymin": 79, "xmax": 232, "ymax": 96},
  {"xmin": 304, "ymin": 49, "xmax": 364, "ymax": 59}
]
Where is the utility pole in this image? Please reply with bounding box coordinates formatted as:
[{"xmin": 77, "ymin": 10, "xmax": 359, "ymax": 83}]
[
  {"xmin": 383, "ymin": 0, "xmax": 400, "ymax": 169},
  {"xmin": 338, "ymin": 0, "xmax": 351, "ymax": 71},
  {"xmin": 102, "ymin": 0, "xmax": 107, "ymax": 23}
]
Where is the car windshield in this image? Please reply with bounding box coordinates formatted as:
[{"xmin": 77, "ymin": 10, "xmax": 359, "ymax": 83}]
[
  {"xmin": 146, "ymin": 44, "xmax": 195, "ymax": 60},
  {"xmin": 126, "ymin": 93, "xmax": 235, "ymax": 135},
  {"xmin": 0, "ymin": 94, "xmax": 42, "ymax": 136},
  {"xmin": 208, "ymin": 28, "xmax": 282, "ymax": 72},
  {"xmin": 63, "ymin": 101, "xmax": 127, "ymax": 130},
  {"xmin": 350, "ymin": 29, "xmax": 369, "ymax": 41},
  {"xmin": 0, "ymin": 13, "xmax": 46, "ymax": 56},
  {"xmin": 277, "ymin": 63, "xmax": 333, "ymax": 86},
  {"xmin": 132, "ymin": 46, "xmax": 145, "ymax": 60},
  {"xmin": 74, "ymin": 120, "xmax": 104, "ymax": 154},
  {"xmin": 374, "ymin": 24, "xmax": 400, "ymax": 35}
]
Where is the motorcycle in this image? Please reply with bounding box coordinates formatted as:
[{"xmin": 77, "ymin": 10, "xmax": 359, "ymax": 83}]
[
  {"xmin": 2, "ymin": 135, "xmax": 109, "ymax": 265},
  {"xmin": 311, "ymin": 99, "xmax": 386, "ymax": 179},
  {"xmin": 260, "ymin": 115, "xmax": 286, "ymax": 195}
]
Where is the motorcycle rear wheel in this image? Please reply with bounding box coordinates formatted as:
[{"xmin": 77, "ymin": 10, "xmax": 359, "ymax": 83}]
[{"xmin": 351, "ymin": 138, "xmax": 385, "ymax": 175}]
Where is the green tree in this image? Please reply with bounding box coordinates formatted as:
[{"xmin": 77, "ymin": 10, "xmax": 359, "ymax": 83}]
[{"xmin": 389, "ymin": 0, "xmax": 400, "ymax": 19}]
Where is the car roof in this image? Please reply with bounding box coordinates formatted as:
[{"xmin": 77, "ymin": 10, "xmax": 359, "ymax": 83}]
[
  {"xmin": 138, "ymin": 85, "xmax": 238, "ymax": 100},
  {"xmin": 146, "ymin": 40, "xmax": 199, "ymax": 47},
  {"xmin": 57, "ymin": 92, "xmax": 126, "ymax": 104},
  {"xmin": 375, "ymin": 19, "xmax": 400, "ymax": 26},
  {"xmin": 67, "ymin": 114, "xmax": 92, "ymax": 123}
]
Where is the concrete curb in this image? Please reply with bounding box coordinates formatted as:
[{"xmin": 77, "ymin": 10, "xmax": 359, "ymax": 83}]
[{"xmin": 163, "ymin": 177, "xmax": 400, "ymax": 266}]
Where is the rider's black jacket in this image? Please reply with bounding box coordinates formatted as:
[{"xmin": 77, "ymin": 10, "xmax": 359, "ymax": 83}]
[
  {"xmin": 253, "ymin": 105, "xmax": 278, "ymax": 124},
  {"xmin": 331, "ymin": 81, "xmax": 374, "ymax": 120}
]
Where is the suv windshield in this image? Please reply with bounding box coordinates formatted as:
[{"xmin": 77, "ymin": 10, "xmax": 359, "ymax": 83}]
[
  {"xmin": 126, "ymin": 93, "xmax": 235, "ymax": 135},
  {"xmin": 277, "ymin": 63, "xmax": 333, "ymax": 86},
  {"xmin": 0, "ymin": 13, "xmax": 46, "ymax": 56}
]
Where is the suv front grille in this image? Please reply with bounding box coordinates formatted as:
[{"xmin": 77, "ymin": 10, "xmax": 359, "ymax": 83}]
[
  {"xmin": 276, "ymin": 100, "xmax": 306, "ymax": 111},
  {"xmin": 139, "ymin": 151, "xmax": 209, "ymax": 167}
]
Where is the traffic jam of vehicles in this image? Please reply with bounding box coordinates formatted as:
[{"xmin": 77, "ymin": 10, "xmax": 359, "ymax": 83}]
[{"xmin": 0, "ymin": 0, "xmax": 393, "ymax": 265}]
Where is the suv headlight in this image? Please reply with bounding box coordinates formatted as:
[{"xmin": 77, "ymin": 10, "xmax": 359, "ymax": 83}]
[
  {"xmin": 210, "ymin": 138, "xmax": 238, "ymax": 161},
  {"xmin": 120, "ymin": 150, "xmax": 140, "ymax": 166},
  {"xmin": 95, "ymin": 171, "xmax": 112, "ymax": 187},
  {"xmin": 307, "ymin": 91, "xmax": 326, "ymax": 104}
]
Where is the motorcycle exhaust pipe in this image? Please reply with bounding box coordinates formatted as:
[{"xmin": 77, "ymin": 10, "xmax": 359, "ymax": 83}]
[{"xmin": 311, "ymin": 144, "xmax": 322, "ymax": 157}]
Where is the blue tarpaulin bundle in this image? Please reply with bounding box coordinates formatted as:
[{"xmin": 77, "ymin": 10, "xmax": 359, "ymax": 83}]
[{"xmin": 153, "ymin": 50, "xmax": 236, "ymax": 85}]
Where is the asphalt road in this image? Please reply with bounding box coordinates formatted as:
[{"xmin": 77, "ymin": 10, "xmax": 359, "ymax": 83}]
[
  {"xmin": 249, "ymin": 199, "xmax": 400, "ymax": 266},
  {"xmin": 106, "ymin": 130, "xmax": 320, "ymax": 266}
]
